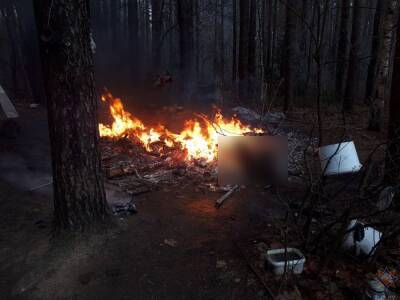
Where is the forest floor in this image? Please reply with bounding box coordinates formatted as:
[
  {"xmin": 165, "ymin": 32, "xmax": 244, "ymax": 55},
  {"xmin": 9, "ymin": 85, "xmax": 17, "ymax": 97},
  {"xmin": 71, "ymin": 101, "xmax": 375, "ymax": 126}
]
[
  {"xmin": 0, "ymin": 99, "xmax": 395, "ymax": 300},
  {"xmin": 0, "ymin": 104, "xmax": 286, "ymax": 299}
]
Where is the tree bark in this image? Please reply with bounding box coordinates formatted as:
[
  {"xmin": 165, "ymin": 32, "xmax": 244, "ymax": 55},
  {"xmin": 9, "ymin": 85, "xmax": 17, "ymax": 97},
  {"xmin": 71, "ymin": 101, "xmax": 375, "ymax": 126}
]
[
  {"xmin": 283, "ymin": 0, "xmax": 297, "ymax": 112},
  {"xmin": 110, "ymin": 0, "xmax": 118, "ymax": 44},
  {"xmin": 220, "ymin": 0, "xmax": 225, "ymax": 88},
  {"xmin": 366, "ymin": 0, "xmax": 385, "ymax": 106},
  {"xmin": 232, "ymin": 0, "xmax": 237, "ymax": 84},
  {"xmin": 33, "ymin": 0, "xmax": 109, "ymax": 232},
  {"xmin": 343, "ymin": 0, "xmax": 364, "ymax": 112},
  {"xmin": 151, "ymin": 0, "xmax": 162, "ymax": 71},
  {"xmin": 335, "ymin": 0, "xmax": 351, "ymax": 104},
  {"xmin": 247, "ymin": 0, "xmax": 256, "ymax": 101},
  {"xmin": 128, "ymin": 0, "xmax": 139, "ymax": 44},
  {"xmin": 368, "ymin": 0, "xmax": 397, "ymax": 130},
  {"xmin": 238, "ymin": 0, "xmax": 249, "ymax": 102},
  {"xmin": 195, "ymin": 0, "xmax": 200, "ymax": 78},
  {"xmin": 177, "ymin": 0, "xmax": 194, "ymax": 91},
  {"xmin": 385, "ymin": 9, "xmax": 400, "ymax": 194}
]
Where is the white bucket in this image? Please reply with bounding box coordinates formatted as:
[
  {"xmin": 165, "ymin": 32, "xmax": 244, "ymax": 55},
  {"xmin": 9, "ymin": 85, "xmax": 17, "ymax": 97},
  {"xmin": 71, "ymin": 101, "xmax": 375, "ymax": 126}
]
[
  {"xmin": 266, "ymin": 248, "xmax": 306, "ymax": 275},
  {"xmin": 319, "ymin": 141, "xmax": 362, "ymax": 176},
  {"xmin": 342, "ymin": 219, "xmax": 382, "ymax": 256}
]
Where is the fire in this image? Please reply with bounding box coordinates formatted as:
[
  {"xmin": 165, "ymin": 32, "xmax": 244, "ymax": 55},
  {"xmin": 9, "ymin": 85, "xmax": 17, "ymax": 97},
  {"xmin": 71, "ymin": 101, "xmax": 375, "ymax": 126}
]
[{"xmin": 99, "ymin": 92, "xmax": 264, "ymax": 162}]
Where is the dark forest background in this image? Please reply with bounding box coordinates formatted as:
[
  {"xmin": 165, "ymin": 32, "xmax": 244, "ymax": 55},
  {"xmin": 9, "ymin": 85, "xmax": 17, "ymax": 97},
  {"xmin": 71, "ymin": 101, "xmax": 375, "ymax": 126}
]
[{"xmin": 0, "ymin": 0, "xmax": 399, "ymax": 130}]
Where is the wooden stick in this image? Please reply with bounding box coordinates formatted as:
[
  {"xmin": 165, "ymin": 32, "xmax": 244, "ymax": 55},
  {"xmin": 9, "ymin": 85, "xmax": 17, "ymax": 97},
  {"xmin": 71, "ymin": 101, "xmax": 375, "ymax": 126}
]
[
  {"xmin": 215, "ymin": 185, "xmax": 239, "ymax": 208},
  {"xmin": 29, "ymin": 180, "xmax": 53, "ymax": 191}
]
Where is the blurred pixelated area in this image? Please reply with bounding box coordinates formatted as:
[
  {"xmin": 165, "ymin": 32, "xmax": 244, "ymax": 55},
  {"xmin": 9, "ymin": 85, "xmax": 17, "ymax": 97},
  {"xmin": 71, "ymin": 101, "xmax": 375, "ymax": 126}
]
[{"xmin": 218, "ymin": 136, "xmax": 287, "ymax": 186}]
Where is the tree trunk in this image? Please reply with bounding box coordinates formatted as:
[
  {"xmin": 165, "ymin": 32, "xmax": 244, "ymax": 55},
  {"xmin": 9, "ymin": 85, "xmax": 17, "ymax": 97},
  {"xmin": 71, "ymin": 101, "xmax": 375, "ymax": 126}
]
[
  {"xmin": 151, "ymin": 0, "xmax": 162, "ymax": 71},
  {"xmin": 177, "ymin": 0, "xmax": 194, "ymax": 92},
  {"xmin": 110, "ymin": 0, "xmax": 118, "ymax": 44},
  {"xmin": 4, "ymin": 2, "xmax": 34, "ymax": 100},
  {"xmin": 384, "ymin": 9, "xmax": 400, "ymax": 194},
  {"xmin": 343, "ymin": 0, "xmax": 364, "ymax": 112},
  {"xmin": 128, "ymin": 0, "xmax": 139, "ymax": 76},
  {"xmin": 128, "ymin": 0, "xmax": 139, "ymax": 44},
  {"xmin": 368, "ymin": 0, "xmax": 397, "ymax": 130},
  {"xmin": 335, "ymin": 0, "xmax": 351, "ymax": 104},
  {"xmin": 283, "ymin": 0, "xmax": 297, "ymax": 112},
  {"xmin": 220, "ymin": 0, "xmax": 225, "ymax": 88},
  {"xmin": 213, "ymin": 0, "xmax": 219, "ymax": 81},
  {"xmin": 195, "ymin": 0, "xmax": 200, "ymax": 78},
  {"xmin": 366, "ymin": 0, "xmax": 385, "ymax": 106},
  {"xmin": 263, "ymin": 0, "xmax": 272, "ymax": 83},
  {"xmin": 144, "ymin": 0, "xmax": 150, "ymax": 56},
  {"xmin": 238, "ymin": 0, "xmax": 249, "ymax": 102},
  {"xmin": 232, "ymin": 0, "xmax": 237, "ymax": 84},
  {"xmin": 247, "ymin": 0, "xmax": 256, "ymax": 101},
  {"xmin": 33, "ymin": 0, "xmax": 109, "ymax": 232}
]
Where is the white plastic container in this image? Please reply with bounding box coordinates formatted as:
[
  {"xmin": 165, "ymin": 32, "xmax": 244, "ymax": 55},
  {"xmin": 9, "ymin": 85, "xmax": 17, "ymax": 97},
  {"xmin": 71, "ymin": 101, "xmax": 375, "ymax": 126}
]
[
  {"xmin": 342, "ymin": 219, "xmax": 382, "ymax": 256},
  {"xmin": 266, "ymin": 248, "xmax": 306, "ymax": 275},
  {"xmin": 319, "ymin": 141, "xmax": 362, "ymax": 175}
]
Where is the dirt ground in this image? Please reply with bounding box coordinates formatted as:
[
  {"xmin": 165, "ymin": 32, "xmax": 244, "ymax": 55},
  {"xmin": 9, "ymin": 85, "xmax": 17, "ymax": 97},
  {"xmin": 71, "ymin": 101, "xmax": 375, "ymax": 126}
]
[
  {"xmin": 1, "ymin": 97, "xmax": 393, "ymax": 299},
  {"xmin": 0, "ymin": 105, "xmax": 288, "ymax": 299}
]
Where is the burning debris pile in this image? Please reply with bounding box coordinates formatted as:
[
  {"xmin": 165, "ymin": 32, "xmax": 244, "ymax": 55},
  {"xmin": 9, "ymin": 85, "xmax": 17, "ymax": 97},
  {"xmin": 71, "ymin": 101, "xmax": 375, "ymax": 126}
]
[
  {"xmin": 99, "ymin": 92, "xmax": 264, "ymax": 162},
  {"xmin": 99, "ymin": 93, "xmax": 309, "ymax": 195}
]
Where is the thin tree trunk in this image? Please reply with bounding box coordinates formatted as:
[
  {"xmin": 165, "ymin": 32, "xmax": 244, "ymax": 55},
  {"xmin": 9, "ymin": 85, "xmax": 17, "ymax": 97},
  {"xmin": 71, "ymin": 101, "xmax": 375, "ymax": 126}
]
[
  {"xmin": 283, "ymin": 0, "xmax": 297, "ymax": 112},
  {"xmin": 368, "ymin": 0, "xmax": 397, "ymax": 130},
  {"xmin": 232, "ymin": 0, "xmax": 237, "ymax": 85},
  {"xmin": 335, "ymin": 0, "xmax": 351, "ymax": 104},
  {"xmin": 384, "ymin": 8, "xmax": 400, "ymax": 195},
  {"xmin": 128, "ymin": 0, "xmax": 139, "ymax": 44},
  {"xmin": 110, "ymin": 0, "xmax": 118, "ymax": 44},
  {"xmin": 195, "ymin": 0, "xmax": 200, "ymax": 78},
  {"xmin": 128, "ymin": 0, "xmax": 139, "ymax": 76},
  {"xmin": 343, "ymin": 0, "xmax": 364, "ymax": 112},
  {"xmin": 220, "ymin": 0, "xmax": 224, "ymax": 88},
  {"xmin": 168, "ymin": 0, "xmax": 175, "ymax": 70},
  {"xmin": 177, "ymin": 0, "xmax": 194, "ymax": 92},
  {"xmin": 151, "ymin": 0, "xmax": 162, "ymax": 71},
  {"xmin": 366, "ymin": 0, "xmax": 385, "ymax": 106},
  {"xmin": 33, "ymin": 0, "xmax": 109, "ymax": 232},
  {"xmin": 238, "ymin": 0, "xmax": 249, "ymax": 102},
  {"xmin": 247, "ymin": 0, "xmax": 256, "ymax": 101},
  {"xmin": 213, "ymin": 0, "xmax": 219, "ymax": 81},
  {"xmin": 5, "ymin": 2, "xmax": 33, "ymax": 100}
]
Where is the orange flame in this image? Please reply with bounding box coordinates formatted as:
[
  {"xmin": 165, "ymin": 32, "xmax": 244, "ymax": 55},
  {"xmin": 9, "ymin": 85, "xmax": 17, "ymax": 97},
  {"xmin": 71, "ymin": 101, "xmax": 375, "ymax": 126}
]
[{"xmin": 99, "ymin": 92, "xmax": 264, "ymax": 162}]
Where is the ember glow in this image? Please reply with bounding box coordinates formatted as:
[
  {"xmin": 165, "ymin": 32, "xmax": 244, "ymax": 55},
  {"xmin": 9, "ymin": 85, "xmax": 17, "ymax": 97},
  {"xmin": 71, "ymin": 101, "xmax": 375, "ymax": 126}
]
[{"xmin": 99, "ymin": 92, "xmax": 264, "ymax": 162}]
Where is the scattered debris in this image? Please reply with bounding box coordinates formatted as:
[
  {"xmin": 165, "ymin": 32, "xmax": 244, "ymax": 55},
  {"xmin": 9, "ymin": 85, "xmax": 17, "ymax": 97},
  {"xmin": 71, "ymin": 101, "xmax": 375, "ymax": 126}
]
[
  {"xmin": 111, "ymin": 202, "xmax": 137, "ymax": 216},
  {"xmin": 29, "ymin": 103, "xmax": 40, "ymax": 109},
  {"xmin": 163, "ymin": 239, "xmax": 177, "ymax": 247},
  {"xmin": 232, "ymin": 107, "xmax": 261, "ymax": 122},
  {"xmin": 366, "ymin": 277, "xmax": 387, "ymax": 300},
  {"xmin": 216, "ymin": 260, "xmax": 227, "ymax": 269},
  {"xmin": 232, "ymin": 106, "xmax": 285, "ymax": 124}
]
